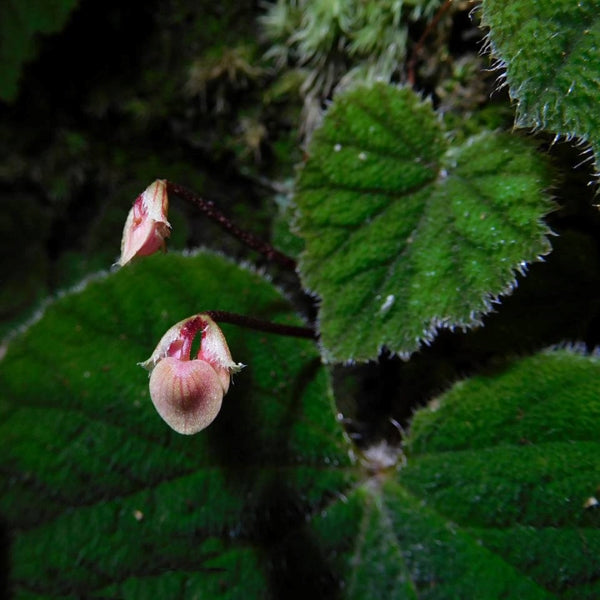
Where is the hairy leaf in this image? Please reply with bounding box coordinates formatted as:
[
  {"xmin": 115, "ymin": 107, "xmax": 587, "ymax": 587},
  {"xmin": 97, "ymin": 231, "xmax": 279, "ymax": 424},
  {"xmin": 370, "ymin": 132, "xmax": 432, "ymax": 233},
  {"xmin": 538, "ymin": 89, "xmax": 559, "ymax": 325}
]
[
  {"xmin": 0, "ymin": 0, "xmax": 79, "ymax": 102},
  {"xmin": 0, "ymin": 252, "xmax": 356, "ymax": 598},
  {"xmin": 398, "ymin": 349, "xmax": 600, "ymax": 599},
  {"xmin": 482, "ymin": 0, "xmax": 600, "ymax": 166},
  {"xmin": 294, "ymin": 83, "xmax": 553, "ymax": 362},
  {"xmin": 1, "ymin": 265, "xmax": 599, "ymax": 596},
  {"xmin": 330, "ymin": 350, "xmax": 600, "ymax": 598}
]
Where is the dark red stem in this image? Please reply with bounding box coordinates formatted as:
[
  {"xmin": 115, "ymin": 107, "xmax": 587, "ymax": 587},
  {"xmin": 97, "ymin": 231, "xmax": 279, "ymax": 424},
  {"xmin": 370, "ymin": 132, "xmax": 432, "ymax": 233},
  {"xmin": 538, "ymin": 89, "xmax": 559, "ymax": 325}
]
[
  {"xmin": 407, "ymin": 0, "xmax": 453, "ymax": 86},
  {"xmin": 166, "ymin": 181, "xmax": 297, "ymax": 271},
  {"xmin": 206, "ymin": 310, "xmax": 317, "ymax": 340}
]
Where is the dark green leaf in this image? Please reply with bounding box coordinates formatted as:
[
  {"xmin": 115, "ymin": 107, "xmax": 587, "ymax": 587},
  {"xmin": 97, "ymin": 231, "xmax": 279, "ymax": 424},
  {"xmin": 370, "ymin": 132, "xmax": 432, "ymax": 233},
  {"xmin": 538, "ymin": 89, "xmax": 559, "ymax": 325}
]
[
  {"xmin": 0, "ymin": 252, "xmax": 355, "ymax": 597},
  {"xmin": 340, "ymin": 350, "xmax": 600, "ymax": 599},
  {"xmin": 3, "ymin": 254, "xmax": 598, "ymax": 597}
]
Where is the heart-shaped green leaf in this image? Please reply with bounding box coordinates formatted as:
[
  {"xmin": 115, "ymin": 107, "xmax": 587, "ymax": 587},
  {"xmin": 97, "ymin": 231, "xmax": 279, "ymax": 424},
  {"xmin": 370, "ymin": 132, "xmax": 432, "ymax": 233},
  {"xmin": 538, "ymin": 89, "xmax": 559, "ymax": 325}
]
[{"xmin": 294, "ymin": 83, "xmax": 554, "ymax": 362}]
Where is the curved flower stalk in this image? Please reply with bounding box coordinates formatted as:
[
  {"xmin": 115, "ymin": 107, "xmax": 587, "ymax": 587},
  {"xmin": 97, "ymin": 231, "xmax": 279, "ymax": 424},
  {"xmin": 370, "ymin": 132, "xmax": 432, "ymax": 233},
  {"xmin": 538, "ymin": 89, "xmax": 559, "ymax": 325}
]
[
  {"xmin": 140, "ymin": 314, "xmax": 244, "ymax": 434},
  {"xmin": 119, "ymin": 179, "xmax": 171, "ymax": 266}
]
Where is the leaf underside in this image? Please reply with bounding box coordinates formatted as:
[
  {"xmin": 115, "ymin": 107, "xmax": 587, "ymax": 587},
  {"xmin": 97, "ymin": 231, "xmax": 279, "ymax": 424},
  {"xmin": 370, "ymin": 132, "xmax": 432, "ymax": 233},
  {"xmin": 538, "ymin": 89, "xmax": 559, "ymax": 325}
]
[
  {"xmin": 482, "ymin": 0, "xmax": 600, "ymax": 167},
  {"xmin": 294, "ymin": 83, "xmax": 554, "ymax": 362},
  {"xmin": 1, "ymin": 253, "xmax": 598, "ymax": 598}
]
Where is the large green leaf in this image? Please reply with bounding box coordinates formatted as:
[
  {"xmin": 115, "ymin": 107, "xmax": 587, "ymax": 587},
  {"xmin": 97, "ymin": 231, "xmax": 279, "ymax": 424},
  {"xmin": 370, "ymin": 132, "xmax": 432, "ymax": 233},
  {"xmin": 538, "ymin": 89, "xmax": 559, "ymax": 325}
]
[
  {"xmin": 0, "ymin": 252, "xmax": 356, "ymax": 597},
  {"xmin": 0, "ymin": 0, "xmax": 79, "ymax": 102},
  {"xmin": 326, "ymin": 349, "xmax": 600, "ymax": 599},
  {"xmin": 481, "ymin": 0, "xmax": 600, "ymax": 166},
  {"xmin": 397, "ymin": 350, "xmax": 600, "ymax": 599},
  {"xmin": 2, "ymin": 254, "xmax": 598, "ymax": 597},
  {"xmin": 294, "ymin": 83, "xmax": 553, "ymax": 362}
]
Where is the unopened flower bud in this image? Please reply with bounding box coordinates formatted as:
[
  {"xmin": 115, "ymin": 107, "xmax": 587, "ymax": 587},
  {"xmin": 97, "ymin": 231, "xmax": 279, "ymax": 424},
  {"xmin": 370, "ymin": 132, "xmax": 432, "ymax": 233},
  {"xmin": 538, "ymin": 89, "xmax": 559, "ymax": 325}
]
[
  {"xmin": 140, "ymin": 314, "xmax": 243, "ymax": 434},
  {"xmin": 119, "ymin": 179, "xmax": 170, "ymax": 266}
]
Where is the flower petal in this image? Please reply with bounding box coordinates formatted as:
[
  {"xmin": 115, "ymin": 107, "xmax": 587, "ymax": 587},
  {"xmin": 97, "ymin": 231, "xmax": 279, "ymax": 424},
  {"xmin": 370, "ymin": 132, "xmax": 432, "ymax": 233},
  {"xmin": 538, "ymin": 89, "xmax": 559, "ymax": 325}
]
[{"xmin": 119, "ymin": 179, "xmax": 171, "ymax": 266}]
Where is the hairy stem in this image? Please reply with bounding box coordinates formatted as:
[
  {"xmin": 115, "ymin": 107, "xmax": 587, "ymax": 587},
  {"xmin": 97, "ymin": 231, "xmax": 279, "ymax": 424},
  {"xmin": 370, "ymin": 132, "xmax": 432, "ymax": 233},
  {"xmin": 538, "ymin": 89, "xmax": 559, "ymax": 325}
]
[
  {"xmin": 206, "ymin": 310, "xmax": 317, "ymax": 340},
  {"xmin": 166, "ymin": 181, "xmax": 297, "ymax": 271}
]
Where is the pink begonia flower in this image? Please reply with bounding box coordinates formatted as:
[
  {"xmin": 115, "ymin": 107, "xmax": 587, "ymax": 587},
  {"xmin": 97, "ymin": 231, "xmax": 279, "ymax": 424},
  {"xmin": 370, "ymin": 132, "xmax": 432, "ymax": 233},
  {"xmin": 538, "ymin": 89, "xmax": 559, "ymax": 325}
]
[
  {"xmin": 140, "ymin": 314, "xmax": 243, "ymax": 435},
  {"xmin": 119, "ymin": 179, "xmax": 171, "ymax": 266}
]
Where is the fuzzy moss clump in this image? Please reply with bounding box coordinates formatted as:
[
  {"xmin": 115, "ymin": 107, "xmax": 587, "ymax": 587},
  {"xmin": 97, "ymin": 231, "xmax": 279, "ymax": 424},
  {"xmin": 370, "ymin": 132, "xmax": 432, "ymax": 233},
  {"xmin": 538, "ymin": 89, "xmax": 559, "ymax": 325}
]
[{"xmin": 260, "ymin": 0, "xmax": 442, "ymax": 135}]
